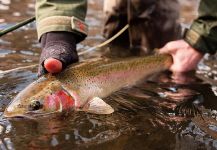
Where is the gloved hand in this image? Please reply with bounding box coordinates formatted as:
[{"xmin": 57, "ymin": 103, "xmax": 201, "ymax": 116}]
[{"xmin": 38, "ymin": 31, "xmax": 79, "ymax": 77}]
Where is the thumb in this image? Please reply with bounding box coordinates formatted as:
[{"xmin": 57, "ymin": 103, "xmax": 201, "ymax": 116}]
[{"xmin": 159, "ymin": 40, "xmax": 184, "ymax": 54}]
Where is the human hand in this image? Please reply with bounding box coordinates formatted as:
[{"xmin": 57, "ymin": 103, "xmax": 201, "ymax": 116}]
[
  {"xmin": 38, "ymin": 32, "xmax": 78, "ymax": 77},
  {"xmin": 159, "ymin": 40, "xmax": 204, "ymax": 73}
]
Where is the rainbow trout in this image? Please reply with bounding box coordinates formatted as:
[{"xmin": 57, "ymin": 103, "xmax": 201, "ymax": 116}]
[{"xmin": 4, "ymin": 54, "xmax": 172, "ymax": 118}]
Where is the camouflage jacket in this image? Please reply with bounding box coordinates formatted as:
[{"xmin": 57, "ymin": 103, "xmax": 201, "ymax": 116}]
[
  {"xmin": 36, "ymin": 0, "xmax": 88, "ymax": 43},
  {"xmin": 184, "ymin": 0, "xmax": 217, "ymax": 54},
  {"xmin": 36, "ymin": 0, "xmax": 217, "ymax": 54}
]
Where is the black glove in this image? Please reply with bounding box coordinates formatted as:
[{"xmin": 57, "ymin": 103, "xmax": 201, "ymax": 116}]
[{"xmin": 38, "ymin": 31, "xmax": 79, "ymax": 77}]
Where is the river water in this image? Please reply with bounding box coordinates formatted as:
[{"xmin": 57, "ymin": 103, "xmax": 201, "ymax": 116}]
[{"xmin": 0, "ymin": 0, "xmax": 217, "ymax": 149}]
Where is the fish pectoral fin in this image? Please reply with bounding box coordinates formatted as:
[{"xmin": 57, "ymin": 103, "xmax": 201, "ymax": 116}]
[{"xmin": 82, "ymin": 97, "xmax": 114, "ymax": 115}]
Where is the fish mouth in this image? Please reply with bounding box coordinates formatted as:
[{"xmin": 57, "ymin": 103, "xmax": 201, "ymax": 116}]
[
  {"xmin": 3, "ymin": 108, "xmax": 46, "ymax": 119},
  {"xmin": 3, "ymin": 108, "xmax": 44, "ymax": 120},
  {"xmin": 3, "ymin": 113, "xmax": 35, "ymax": 120},
  {"xmin": 3, "ymin": 109, "xmax": 70, "ymax": 120},
  {"xmin": 3, "ymin": 112, "xmax": 55, "ymax": 120}
]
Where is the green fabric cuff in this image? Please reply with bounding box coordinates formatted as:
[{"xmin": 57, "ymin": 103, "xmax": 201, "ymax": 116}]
[
  {"xmin": 184, "ymin": 22, "xmax": 217, "ymax": 55},
  {"xmin": 36, "ymin": 16, "xmax": 88, "ymax": 43}
]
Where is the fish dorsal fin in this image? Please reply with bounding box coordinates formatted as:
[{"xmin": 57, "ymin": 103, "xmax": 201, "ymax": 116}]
[{"xmin": 82, "ymin": 97, "xmax": 114, "ymax": 115}]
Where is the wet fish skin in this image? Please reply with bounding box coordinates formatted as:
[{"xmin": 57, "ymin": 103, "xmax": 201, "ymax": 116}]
[{"xmin": 3, "ymin": 54, "xmax": 172, "ymax": 118}]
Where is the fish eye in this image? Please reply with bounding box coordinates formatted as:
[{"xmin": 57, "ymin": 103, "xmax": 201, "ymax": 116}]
[{"xmin": 28, "ymin": 100, "xmax": 43, "ymax": 111}]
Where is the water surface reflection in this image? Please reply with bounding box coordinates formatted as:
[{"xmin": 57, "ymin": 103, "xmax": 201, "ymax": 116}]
[{"xmin": 0, "ymin": 0, "xmax": 217, "ymax": 150}]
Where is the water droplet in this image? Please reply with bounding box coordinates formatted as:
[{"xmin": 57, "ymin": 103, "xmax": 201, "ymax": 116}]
[
  {"xmin": 208, "ymin": 124, "xmax": 217, "ymax": 132},
  {"xmin": 4, "ymin": 138, "xmax": 14, "ymax": 150},
  {"xmin": 51, "ymin": 135, "xmax": 58, "ymax": 147},
  {"xmin": 65, "ymin": 134, "xmax": 70, "ymax": 140},
  {"xmin": 158, "ymin": 92, "xmax": 167, "ymax": 98}
]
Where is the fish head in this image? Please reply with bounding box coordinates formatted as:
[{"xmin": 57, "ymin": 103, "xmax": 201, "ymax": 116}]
[{"xmin": 4, "ymin": 76, "xmax": 78, "ymax": 118}]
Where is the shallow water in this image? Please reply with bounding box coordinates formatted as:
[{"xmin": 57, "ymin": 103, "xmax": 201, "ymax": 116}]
[{"xmin": 0, "ymin": 0, "xmax": 217, "ymax": 150}]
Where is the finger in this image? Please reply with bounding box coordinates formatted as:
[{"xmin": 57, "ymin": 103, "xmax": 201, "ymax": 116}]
[
  {"xmin": 159, "ymin": 40, "xmax": 184, "ymax": 54},
  {"xmin": 44, "ymin": 58, "xmax": 63, "ymax": 73}
]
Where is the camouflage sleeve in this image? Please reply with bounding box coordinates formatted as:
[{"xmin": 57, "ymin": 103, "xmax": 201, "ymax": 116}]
[
  {"xmin": 184, "ymin": 0, "xmax": 217, "ymax": 54},
  {"xmin": 36, "ymin": 0, "xmax": 88, "ymax": 42}
]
